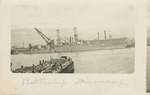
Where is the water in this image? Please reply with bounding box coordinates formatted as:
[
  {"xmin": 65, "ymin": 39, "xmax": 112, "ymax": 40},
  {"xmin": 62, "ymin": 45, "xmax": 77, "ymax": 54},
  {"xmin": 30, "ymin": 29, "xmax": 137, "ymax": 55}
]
[{"xmin": 11, "ymin": 48, "xmax": 135, "ymax": 73}]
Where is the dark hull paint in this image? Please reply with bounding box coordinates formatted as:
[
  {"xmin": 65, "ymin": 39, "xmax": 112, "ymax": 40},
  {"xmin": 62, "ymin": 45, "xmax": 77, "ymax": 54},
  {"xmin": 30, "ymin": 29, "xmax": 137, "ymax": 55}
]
[
  {"xmin": 12, "ymin": 61, "xmax": 74, "ymax": 73},
  {"xmin": 59, "ymin": 62, "xmax": 74, "ymax": 73}
]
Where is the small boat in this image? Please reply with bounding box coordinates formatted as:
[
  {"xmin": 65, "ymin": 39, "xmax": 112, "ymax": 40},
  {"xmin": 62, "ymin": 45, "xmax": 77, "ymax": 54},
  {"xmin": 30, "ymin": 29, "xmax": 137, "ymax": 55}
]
[{"xmin": 12, "ymin": 56, "xmax": 74, "ymax": 73}]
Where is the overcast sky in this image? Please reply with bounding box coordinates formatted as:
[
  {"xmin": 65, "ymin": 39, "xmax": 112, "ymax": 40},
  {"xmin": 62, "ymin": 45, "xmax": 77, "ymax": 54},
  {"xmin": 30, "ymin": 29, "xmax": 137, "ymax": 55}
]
[
  {"xmin": 11, "ymin": 0, "xmax": 135, "ymax": 47},
  {"xmin": 147, "ymin": 0, "xmax": 150, "ymax": 37}
]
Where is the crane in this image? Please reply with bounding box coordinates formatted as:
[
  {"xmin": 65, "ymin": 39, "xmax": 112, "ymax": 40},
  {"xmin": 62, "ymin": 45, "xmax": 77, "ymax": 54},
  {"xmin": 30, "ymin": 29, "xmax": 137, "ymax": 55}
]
[
  {"xmin": 34, "ymin": 28, "xmax": 54, "ymax": 48},
  {"xmin": 60, "ymin": 37, "xmax": 66, "ymax": 43},
  {"xmin": 65, "ymin": 37, "xmax": 70, "ymax": 42}
]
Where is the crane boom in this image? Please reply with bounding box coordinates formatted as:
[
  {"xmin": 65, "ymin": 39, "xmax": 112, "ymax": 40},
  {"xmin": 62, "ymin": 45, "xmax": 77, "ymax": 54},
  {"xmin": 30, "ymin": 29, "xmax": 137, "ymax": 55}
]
[
  {"xmin": 65, "ymin": 37, "xmax": 70, "ymax": 42},
  {"xmin": 34, "ymin": 28, "xmax": 51, "ymax": 45},
  {"xmin": 60, "ymin": 37, "xmax": 66, "ymax": 42}
]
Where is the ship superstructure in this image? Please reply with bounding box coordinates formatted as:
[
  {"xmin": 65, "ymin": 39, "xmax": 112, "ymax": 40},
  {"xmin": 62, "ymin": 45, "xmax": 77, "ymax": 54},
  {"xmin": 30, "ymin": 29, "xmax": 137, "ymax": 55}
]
[{"xmin": 24, "ymin": 27, "xmax": 134, "ymax": 54}]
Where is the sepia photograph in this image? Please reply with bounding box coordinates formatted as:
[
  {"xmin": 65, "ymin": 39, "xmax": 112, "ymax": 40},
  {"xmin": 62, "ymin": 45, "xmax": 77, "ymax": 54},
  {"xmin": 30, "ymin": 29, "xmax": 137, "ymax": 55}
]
[
  {"xmin": 147, "ymin": 0, "xmax": 150, "ymax": 93},
  {"xmin": 11, "ymin": 0, "xmax": 135, "ymax": 74},
  {"xmin": 1, "ymin": 0, "xmax": 149, "ymax": 95}
]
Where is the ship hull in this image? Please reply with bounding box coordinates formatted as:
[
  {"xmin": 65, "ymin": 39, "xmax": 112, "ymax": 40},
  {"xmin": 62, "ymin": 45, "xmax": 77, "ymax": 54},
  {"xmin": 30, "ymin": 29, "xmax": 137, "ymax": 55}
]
[
  {"xmin": 24, "ymin": 44, "xmax": 128, "ymax": 54},
  {"xmin": 24, "ymin": 38, "xmax": 132, "ymax": 54},
  {"xmin": 59, "ymin": 62, "xmax": 74, "ymax": 73},
  {"xmin": 12, "ymin": 59, "xmax": 74, "ymax": 73}
]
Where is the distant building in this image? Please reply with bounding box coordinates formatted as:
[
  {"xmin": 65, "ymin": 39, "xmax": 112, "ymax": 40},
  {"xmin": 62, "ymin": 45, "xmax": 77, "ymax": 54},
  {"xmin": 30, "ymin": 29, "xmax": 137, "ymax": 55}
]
[
  {"xmin": 17, "ymin": 47, "xmax": 28, "ymax": 52},
  {"xmin": 11, "ymin": 48, "xmax": 18, "ymax": 54},
  {"xmin": 11, "ymin": 46, "xmax": 28, "ymax": 54},
  {"xmin": 28, "ymin": 44, "xmax": 49, "ymax": 51}
]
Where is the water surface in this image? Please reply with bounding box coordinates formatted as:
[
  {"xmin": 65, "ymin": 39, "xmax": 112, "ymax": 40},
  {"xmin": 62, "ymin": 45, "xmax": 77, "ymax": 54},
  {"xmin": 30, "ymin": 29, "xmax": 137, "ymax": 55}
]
[{"xmin": 11, "ymin": 48, "xmax": 135, "ymax": 73}]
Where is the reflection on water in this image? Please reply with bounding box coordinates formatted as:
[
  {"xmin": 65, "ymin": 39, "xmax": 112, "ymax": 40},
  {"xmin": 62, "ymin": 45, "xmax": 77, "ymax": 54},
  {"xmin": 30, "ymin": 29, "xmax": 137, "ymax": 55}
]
[{"xmin": 11, "ymin": 48, "xmax": 134, "ymax": 73}]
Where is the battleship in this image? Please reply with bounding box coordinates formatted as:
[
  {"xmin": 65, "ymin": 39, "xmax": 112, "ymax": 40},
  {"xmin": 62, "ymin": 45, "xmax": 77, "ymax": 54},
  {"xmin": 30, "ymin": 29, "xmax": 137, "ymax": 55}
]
[{"xmin": 23, "ymin": 27, "xmax": 134, "ymax": 54}]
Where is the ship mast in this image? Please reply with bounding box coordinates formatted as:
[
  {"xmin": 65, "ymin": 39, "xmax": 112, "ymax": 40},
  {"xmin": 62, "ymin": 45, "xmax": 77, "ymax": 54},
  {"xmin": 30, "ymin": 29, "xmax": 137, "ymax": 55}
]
[
  {"xmin": 73, "ymin": 27, "xmax": 78, "ymax": 43},
  {"xmin": 56, "ymin": 29, "xmax": 61, "ymax": 46},
  {"xmin": 104, "ymin": 30, "xmax": 107, "ymax": 40},
  {"xmin": 97, "ymin": 32, "xmax": 100, "ymax": 40}
]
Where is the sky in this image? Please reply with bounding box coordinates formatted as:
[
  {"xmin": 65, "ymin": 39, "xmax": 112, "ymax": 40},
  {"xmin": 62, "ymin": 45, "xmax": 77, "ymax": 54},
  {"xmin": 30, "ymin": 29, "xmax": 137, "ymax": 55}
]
[
  {"xmin": 11, "ymin": 0, "xmax": 135, "ymax": 47},
  {"xmin": 147, "ymin": 0, "xmax": 150, "ymax": 37}
]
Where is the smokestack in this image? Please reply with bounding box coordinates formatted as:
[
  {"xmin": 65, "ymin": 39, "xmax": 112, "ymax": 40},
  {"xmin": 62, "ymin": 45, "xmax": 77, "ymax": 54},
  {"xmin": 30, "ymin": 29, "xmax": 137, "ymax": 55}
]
[
  {"xmin": 104, "ymin": 30, "xmax": 107, "ymax": 40},
  {"xmin": 109, "ymin": 35, "xmax": 112, "ymax": 39},
  {"xmin": 97, "ymin": 32, "xmax": 100, "ymax": 40},
  {"xmin": 72, "ymin": 37, "xmax": 74, "ymax": 43},
  {"xmin": 69, "ymin": 37, "xmax": 72, "ymax": 43},
  {"xmin": 23, "ymin": 42, "xmax": 24, "ymax": 48},
  {"xmin": 28, "ymin": 44, "xmax": 32, "ymax": 51}
]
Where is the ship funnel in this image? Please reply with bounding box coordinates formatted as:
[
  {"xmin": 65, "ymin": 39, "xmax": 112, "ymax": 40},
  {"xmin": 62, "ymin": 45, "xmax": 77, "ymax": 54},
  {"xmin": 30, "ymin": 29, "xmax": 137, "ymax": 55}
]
[
  {"xmin": 72, "ymin": 37, "xmax": 74, "ymax": 43},
  {"xmin": 69, "ymin": 37, "xmax": 74, "ymax": 44},
  {"xmin": 97, "ymin": 32, "xmax": 100, "ymax": 40},
  {"xmin": 69, "ymin": 37, "xmax": 72, "ymax": 43},
  {"xmin": 109, "ymin": 35, "xmax": 112, "ymax": 39},
  {"xmin": 104, "ymin": 30, "xmax": 107, "ymax": 40}
]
